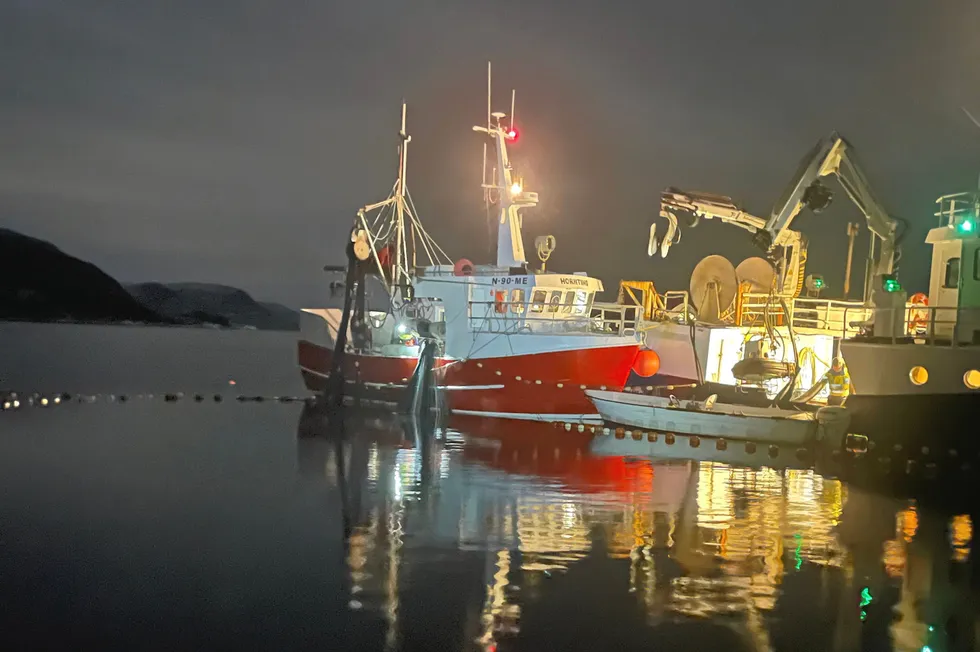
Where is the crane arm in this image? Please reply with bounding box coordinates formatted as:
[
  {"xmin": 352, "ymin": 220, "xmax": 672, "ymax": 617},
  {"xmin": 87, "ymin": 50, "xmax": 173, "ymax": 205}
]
[
  {"xmin": 658, "ymin": 188, "xmax": 799, "ymax": 253},
  {"xmin": 766, "ymin": 132, "xmax": 898, "ymax": 276},
  {"xmin": 661, "ymin": 188, "xmax": 768, "ymax": 232},
  {"xmin": 657, "ymin": 188, "xmax": 807, "ymax": 296}
]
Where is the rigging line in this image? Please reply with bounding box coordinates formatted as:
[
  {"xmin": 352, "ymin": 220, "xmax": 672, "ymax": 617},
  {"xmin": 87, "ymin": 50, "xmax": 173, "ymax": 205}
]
[
  {"xmin": 462, "ymin": 322, "xmax": 518, "ymax": 363},
  {"xmin": 367, "ymin": 201, "xmax": 398, "ymax": 242},
  {"xmin": 366, "ymin": 183, "xmax": 398, "ymax": 230},
  {"xmin": 405, "ymin": 203, "xmax": 444, "ymax": 265},
  {"xmin": 406, "ymin": 190, "xmax": 452, "ymax": 263},
  {"xmin": 400, "ymin": 198, "xmax": 437, "ymax": 260},
  {"xmin": 404, "ymin": 205, "xmax": 437, "ymax": 267},
  {"xmin": 400, "ymin": 190, "xmax": 430, "ymax": 265}
]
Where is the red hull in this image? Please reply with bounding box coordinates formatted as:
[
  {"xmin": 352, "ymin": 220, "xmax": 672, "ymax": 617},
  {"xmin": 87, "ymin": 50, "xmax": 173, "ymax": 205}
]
[{"xmin": 297, "ymin": 339, "xmax": 639, "ymax": 420}]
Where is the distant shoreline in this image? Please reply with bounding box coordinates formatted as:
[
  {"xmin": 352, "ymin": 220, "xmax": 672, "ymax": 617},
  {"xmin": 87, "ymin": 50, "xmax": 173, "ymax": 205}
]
[{"xmin": 0, "ymin": 317, "xmax": 298, "ymax": 332}]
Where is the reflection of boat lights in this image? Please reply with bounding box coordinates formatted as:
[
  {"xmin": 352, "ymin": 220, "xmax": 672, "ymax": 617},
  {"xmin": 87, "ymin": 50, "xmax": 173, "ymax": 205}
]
[
  {"xmin": 901, "ymin": 505, "xmax": 918, "ymax": 542},
  {"xmin": 951, "ymin": 514, "xmax": 972, "ymax": 562},
  {"xmin": 368, "ymin": 444, "xmax": 379, "ymax": 483},
  {"xmin": 882, "ymin": 539, "xmax": 905, "ymax": 578},
  {"xmin": 385, "ymin": 502, "xmax": 404, "ymax": 649},
  {"xmin": 392, "ymin": 468, "xmax": 402, "ymax": 501},
  {"xmin": 562, "ymin": 502, "xmax": 577, "ymax": 530},
  {"xmin": 477, "ymin": 550, "xmax": 515, "ymax": 650},
  {"xmin": 859, "ymin": 587, "xmax": 873, "ymax": 621},
  {"xmin": 787, "ymin": 469, "xmax": 817, "ymax": 503},
  {"xmin": 347, "ymin": 528, "xmax": 371, "ymax": 613},
  {"xmin": 395, "ymin": 449, "xmax": 421, "ymax": 500},
  {"xmin": 696, "ymin": 463, "xmax": 733, "ymax": 529},
  {"xmin": 516, "ymin": 499, "xmax": 592, "ymax": 565},
  {"xmin": 439, "ymin": 450, "xmax": 450, "ymax": 479},
  {"xmin": 324, "ymin": 449, "xmax": 338, "ymax": 486}
]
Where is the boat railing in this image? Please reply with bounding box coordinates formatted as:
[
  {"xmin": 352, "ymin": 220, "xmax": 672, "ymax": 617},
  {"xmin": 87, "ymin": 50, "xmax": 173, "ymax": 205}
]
[
  {"xmin": 591, "ymin": 302, "xmax": 641, "ymax": 336},
  {"xmin": 840, "ymin": 304, "xmax": 980, "ymax": 347},
  {"xmin": 658, "ymin": 291, "xmax": 693, "ymax": 323},
  {"xmin": 466, "ymin": 299, "xmax": 641, "ymax": 336},
  {"xmin": 738, "ymin": 294, "xmax": 871, "ymax": 335},
  {"xmin": 935, "ymin": 191, "xmax": 980, "ymax": 228}
]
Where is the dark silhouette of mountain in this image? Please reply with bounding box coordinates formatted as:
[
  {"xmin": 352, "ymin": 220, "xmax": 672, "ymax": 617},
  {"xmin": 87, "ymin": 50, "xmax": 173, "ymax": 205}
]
[
  {"xmin": 126, "ymin": 282, "xmax": 300, "ymax": 331},
  {"xmin": 0, "ymin": 228, "xmax": 172, "ymax": 324}
]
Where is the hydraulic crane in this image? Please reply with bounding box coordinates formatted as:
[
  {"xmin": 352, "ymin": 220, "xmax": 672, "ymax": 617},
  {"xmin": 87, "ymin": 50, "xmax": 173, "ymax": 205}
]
[
  {"xmin": 652, "ymin": 132, "xmax": 903, "ymax": 331},
  {"xmin": 655, "ymin": 189, "xmax": 808, "ymax": 297}
]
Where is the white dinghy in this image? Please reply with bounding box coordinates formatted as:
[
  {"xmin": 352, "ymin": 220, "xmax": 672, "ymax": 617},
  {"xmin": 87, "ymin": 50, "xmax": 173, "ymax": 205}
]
[{"xmin": 585, "ymin": 389, "xmax": 850, "ymax": 446}]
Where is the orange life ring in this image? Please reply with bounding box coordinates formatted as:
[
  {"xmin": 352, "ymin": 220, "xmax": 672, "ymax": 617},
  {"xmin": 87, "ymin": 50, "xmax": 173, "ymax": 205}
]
[{"xmin": 908, "ymin": 292, "xmax": 929, "ymax": 335}]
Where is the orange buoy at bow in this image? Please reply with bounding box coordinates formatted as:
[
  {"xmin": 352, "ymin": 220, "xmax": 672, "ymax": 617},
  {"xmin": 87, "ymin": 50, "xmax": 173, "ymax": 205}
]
[{"xmin": 631, "ymin": 349, "xmax": 661, "ymax": 377}]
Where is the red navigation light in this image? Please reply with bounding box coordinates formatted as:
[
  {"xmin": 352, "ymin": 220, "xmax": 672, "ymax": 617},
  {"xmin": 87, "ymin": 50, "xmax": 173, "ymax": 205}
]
[{"xmin": 507, "ymin": 127, "xmax": 519, "ymax": 142}]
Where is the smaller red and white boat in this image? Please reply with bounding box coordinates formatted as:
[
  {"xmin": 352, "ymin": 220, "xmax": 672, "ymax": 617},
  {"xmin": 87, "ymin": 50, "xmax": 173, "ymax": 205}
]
[{"xmin": 298, "ymin": 64, "xmax": 647, "ymax": 423}]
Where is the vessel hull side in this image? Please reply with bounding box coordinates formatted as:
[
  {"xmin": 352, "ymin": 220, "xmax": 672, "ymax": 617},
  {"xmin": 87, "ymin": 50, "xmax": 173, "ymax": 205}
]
[
  {"xmin": 839, "ymin": 340, "xmax": 980, "ymax": 447},
  {"xmin": 297, "ymin": 338, "xmax": 638, "ymax": 421}
]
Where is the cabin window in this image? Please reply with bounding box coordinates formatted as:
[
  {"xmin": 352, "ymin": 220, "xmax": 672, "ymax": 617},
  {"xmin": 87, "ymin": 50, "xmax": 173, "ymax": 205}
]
[
  {"xmin": 944, "ymin": 257, "xmax": 960, "ymax": 289},
  {"xmin": 510, "ymin": 289, "xmax": 525, "ymax": 314},
  {"xmin": 974, "ymin": 249, "xmax": 980, "ymax": 281},
  {"xmin": 573, "ymin": 291, "xmax": 589, "ymax": 315},
  {"xmin": 494, "ymin": 290, "xmax": 507, "ymax": 313},
  {"xmin": 530, "ymin": 289, "xmax": 547, "ymax": 313},
  {"xmin": 561, "ymin": 290, "xmax": 576, "ymax": 313},
  {"xmin": 547, "ymin": 290, "xmax": 562, "ymax": 313}
]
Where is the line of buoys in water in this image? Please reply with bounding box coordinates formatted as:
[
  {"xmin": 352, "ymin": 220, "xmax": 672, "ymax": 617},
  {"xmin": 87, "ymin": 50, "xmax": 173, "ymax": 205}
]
[
  {"xmin": 556, "ymin": 420, "xmax": 821, "ymax": 464},
  {"xmin": 554, "ymin": 421, "xmax": 968, "ymax": 472},
  {"xmin": 0, "ymin": 390, "xmax": 318, "ymax": 411}
]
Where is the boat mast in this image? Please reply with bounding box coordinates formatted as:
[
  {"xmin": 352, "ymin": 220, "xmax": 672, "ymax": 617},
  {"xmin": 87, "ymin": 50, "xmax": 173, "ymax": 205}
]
[
  {"xmin": 356, "ymin": 101, "xmax": 415, "ymax": 303},
  {"xmin": 474, "ymin": 62, "xmax": 538, "ymax": 269},
  {"xmin": 395, "ymin": 101, "xmax": 411, "ymax": 292}
]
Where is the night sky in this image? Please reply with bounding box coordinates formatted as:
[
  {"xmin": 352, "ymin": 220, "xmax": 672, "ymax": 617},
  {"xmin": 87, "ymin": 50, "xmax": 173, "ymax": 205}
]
[{"xmin": 3, "ymin": 0, "xmax": 980, "ymax": 308}]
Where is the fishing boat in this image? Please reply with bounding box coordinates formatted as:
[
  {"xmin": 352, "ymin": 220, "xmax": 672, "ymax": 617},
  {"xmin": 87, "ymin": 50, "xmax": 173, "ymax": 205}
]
[
  {"xmin": 839, "ymin": 191, "xmax": 980, "ymax": 442},
  {"xmin": 585, "ymin": 389, "xmax": 851, "ymax": 446},
  {"xmin": 297, "ymin": 64, "xmax": 643, "ymax": 423}
]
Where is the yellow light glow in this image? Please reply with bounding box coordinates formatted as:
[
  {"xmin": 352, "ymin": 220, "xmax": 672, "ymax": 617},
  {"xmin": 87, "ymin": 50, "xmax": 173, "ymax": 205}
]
[
  {"xmin": 909, "ymin": 366, "xmax": 928, "ymax": 385},
  {"xmin": 510, "ymin": 182, "xmax": 522, "ymax": 195},
  {"xmin": 964, "ymin": 369, "xmax": 980, "ymax": 390}
]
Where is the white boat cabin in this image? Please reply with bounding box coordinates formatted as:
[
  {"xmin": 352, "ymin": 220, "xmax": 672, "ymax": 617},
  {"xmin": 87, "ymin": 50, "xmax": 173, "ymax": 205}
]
[
  {"xmin": 414, "ymin": 264, "xmax": 603, "ymax": 332},
  {"xmin": 925, "ymin": 192, "xmax": 980, "ymax": 343}
]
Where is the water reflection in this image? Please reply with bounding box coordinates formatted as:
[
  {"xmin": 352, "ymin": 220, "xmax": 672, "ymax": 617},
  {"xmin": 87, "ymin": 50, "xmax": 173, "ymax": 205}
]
[{"xmin": 296, "ymin": 406, "xmax": 980, "ymax": 651}]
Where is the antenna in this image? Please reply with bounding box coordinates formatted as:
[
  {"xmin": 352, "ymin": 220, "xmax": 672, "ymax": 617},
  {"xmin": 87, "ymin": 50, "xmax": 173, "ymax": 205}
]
[
  {"xmin": 487, "ymin": 61, "xmax": 492, "ymax": 131},
  {"xmin": 510, "ymin": 89, "xmax": 516, "ymax": 132},
  {"xmin": 484, "ymin": 142, "xmax": 492, "ymax": 257},
  {"xmin": 962, "ymin": 108, "xmax": 980, "ymax": 190},
  {"xmin": 485, "ymin": 63, "xmax": 493, "ymax": 257},
  {"xmin": 482, "ymin": 143, "xmax": 487, "ymax": 191}
]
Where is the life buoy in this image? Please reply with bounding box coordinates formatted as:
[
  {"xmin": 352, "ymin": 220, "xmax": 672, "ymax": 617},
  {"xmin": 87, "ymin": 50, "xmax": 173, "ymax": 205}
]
[
  {"xmin": 453, "ymin": 258, "xmax": 474, "ymax": 276},
  {"xmin": 632, "ymin": 349, "xmax": 661, "ymax": 377},
  {"xmin": 908, "ymin": 292, "xmax": 929, "ymax": 335}
]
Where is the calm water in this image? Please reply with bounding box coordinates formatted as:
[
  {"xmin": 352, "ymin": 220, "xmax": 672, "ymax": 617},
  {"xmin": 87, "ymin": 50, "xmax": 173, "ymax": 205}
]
[
  {"xmin": 2, "ymin": 402, "xmax": 977, "ymax": 651},
  {"xmin": 1, "ymin": 325, "xmax": 979, "ymax": 650}
]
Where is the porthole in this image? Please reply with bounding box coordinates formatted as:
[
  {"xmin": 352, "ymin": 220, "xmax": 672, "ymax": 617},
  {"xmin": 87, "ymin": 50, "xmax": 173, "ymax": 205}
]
[
  {"xmin": 909, "ymin": 366, "xmax": 929, "ymax": 386},
  {"xmin": 964, "ymin": 369, "xmax": 980, "ymax": 390}
]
